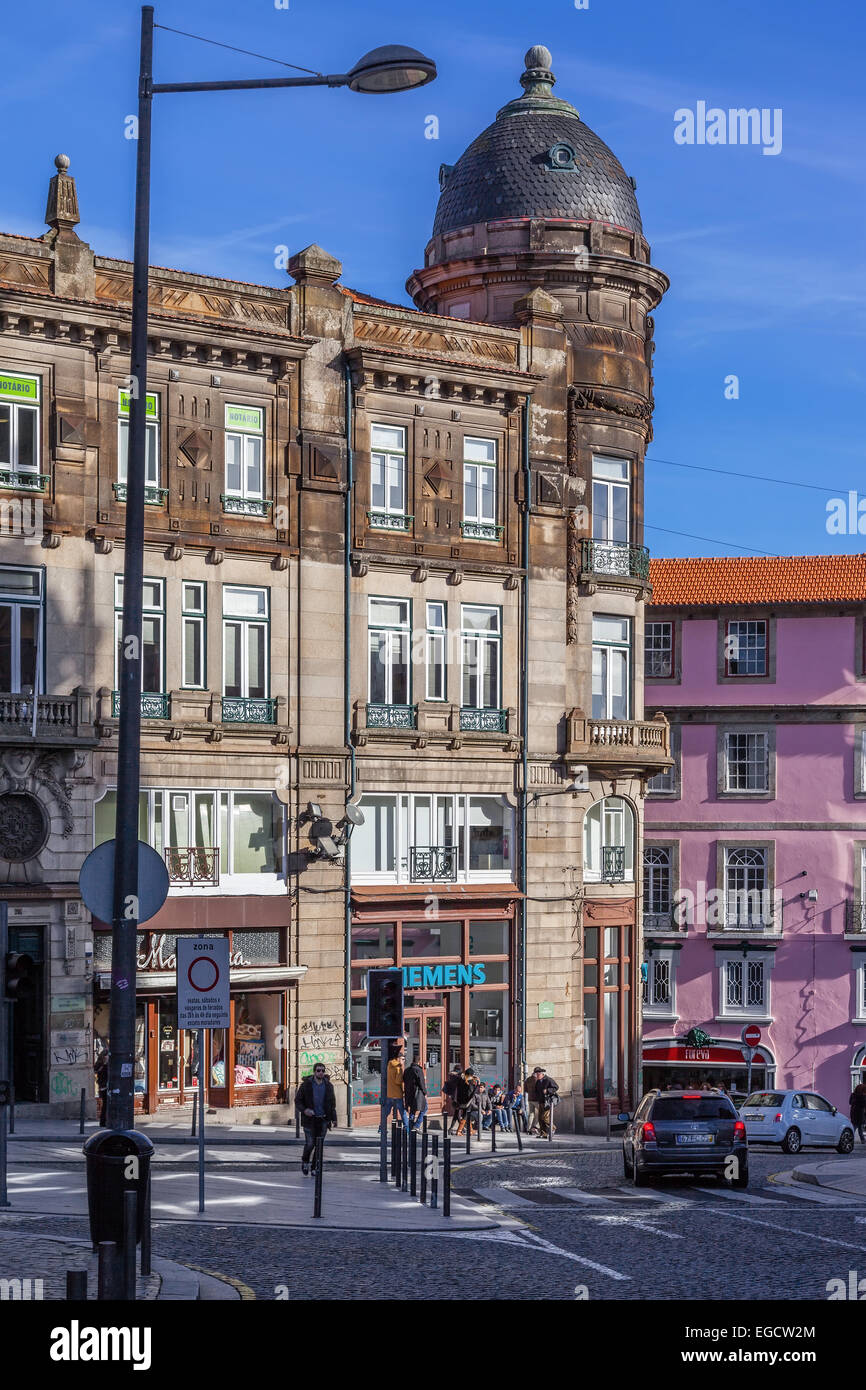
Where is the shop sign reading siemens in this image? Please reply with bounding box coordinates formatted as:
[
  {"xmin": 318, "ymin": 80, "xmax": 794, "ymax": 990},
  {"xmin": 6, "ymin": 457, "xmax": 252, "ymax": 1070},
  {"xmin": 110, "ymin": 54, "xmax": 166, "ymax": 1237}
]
[{"xmin": 401, "ymin": 962, "xmax": 487, "ymax": 988}]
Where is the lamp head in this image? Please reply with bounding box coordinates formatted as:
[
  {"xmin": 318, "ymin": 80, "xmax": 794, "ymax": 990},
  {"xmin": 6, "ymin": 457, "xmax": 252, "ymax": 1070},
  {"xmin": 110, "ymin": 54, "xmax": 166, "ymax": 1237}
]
[{"xmin": 347, "ymin": 45, "xmax": 436, "ymax": 94}]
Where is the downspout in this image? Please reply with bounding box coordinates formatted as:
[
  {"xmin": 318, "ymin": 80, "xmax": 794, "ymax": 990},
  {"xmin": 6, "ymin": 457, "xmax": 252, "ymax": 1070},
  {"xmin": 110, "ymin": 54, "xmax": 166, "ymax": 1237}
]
[
  {"xmin": 519, "ymin": 397, "xmax": 531, "ymax": 1088},
  {"xmin": 343, "ymin": 359, "xmax": 356, "ymax": 1128}
]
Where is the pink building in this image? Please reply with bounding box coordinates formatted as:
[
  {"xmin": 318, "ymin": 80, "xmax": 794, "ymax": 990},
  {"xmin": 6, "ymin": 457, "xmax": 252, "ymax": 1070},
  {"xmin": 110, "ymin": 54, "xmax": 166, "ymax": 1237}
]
[{"xmin": 643, "ymin": 554, "xmax": 866, "ymax": 1105}]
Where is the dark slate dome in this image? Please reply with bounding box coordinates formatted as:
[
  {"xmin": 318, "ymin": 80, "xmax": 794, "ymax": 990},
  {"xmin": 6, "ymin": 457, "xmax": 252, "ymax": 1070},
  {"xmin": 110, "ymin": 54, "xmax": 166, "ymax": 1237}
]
[{"xmin": 432, "ymin": 46, "xmax": 642, "ymax": 239}]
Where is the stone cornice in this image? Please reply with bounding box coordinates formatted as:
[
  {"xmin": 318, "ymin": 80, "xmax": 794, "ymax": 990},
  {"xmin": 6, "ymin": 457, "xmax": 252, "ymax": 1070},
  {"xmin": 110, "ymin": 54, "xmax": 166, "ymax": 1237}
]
[{"xmin": 346, "ymin": 344, "xmax": 537, "ymax": 399}]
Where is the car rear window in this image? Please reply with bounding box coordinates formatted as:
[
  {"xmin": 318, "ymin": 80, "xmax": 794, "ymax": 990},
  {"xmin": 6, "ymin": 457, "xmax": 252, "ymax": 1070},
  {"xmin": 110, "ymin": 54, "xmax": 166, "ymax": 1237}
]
[
  {"xmin": 651, "ymin": 1097, "xmax": 737, "ymax": 1120},
  {"xmin": 743, "ymin": 1092, "xmax": 784, "ymax": 1108}
]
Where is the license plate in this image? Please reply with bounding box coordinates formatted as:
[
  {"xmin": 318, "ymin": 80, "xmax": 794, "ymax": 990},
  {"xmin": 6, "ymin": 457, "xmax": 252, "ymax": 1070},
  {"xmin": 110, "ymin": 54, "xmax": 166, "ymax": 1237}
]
[
  {"xmin": 676, "ymin": 1133, "xmax": 713, "ymax": 1144},
  {"xmin": 747, "ymin": 1115, "xmax": 764, "ymax": 1121}
]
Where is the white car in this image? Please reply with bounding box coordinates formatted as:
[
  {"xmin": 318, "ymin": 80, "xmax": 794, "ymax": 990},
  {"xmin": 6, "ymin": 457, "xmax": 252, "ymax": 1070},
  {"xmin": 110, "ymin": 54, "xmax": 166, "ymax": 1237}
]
[{"xmin": 740, "ymin": 1089, "xmax": 855, "ymax": 1154}]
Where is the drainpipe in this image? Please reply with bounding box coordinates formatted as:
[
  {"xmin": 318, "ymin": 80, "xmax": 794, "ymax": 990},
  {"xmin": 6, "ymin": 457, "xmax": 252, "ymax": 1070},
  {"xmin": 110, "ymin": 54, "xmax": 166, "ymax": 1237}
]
[
  {"xmin": 519, "ymin": 397, "xmax": 531, "ymax": 1089},
  {"xmin": 343, "ymin": 359, "xmax": 356, "ymax": 1128}
]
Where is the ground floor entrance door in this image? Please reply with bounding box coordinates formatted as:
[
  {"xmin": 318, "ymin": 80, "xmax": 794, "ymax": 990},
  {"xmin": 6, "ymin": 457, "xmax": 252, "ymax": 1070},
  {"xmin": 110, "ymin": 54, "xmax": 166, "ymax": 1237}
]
[{"xmin": 404, "ymin": 1007, "xmax": 445, "ymax": 1116}]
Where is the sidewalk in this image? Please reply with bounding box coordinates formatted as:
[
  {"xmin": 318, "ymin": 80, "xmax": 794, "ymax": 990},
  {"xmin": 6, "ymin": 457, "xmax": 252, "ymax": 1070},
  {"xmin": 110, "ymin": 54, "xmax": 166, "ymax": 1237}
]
[
  {"xmin": 789, "ymin": 1140, "xmax": 866, "ymax": 1197},
  {"xmin": 0, "ymin": 1228, "xmax": 240, "ymax": 1300}
]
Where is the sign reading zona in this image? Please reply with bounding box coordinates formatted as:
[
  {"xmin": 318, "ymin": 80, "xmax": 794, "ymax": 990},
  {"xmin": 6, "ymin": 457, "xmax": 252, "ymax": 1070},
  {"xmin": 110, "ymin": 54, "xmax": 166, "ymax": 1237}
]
[{"xmin": 176, "ymin": 937, "xmax": 230, "ymax": 1030}]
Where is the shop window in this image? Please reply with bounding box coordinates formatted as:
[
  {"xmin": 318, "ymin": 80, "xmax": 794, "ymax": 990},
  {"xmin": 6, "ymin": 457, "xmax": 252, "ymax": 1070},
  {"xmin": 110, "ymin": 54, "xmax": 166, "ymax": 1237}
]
[
  {"xmin": 401, "ymin": 921, "xmax": 462, "ymax": 957},
  {"xmin": 468, "ymin": 988, "xmax": 508, "ymax": 1085},
  {"xmin": 468, "ymin": 921, "xmax": 508, "ymax": 956},
  {"xmin": 233, "ymin": 993, "xmax": 282, "ymax": 1086},
  {"xmin": 0, "ymin": 567, "xmax": 43, "ymax": 694},
  {"xmin": 351, "ymin": 923, "xmax": 396, "ymax": 960}
]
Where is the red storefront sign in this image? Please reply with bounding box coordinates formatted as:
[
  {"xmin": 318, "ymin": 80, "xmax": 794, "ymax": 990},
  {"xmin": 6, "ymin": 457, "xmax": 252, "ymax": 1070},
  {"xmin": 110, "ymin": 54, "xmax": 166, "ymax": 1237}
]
[{"xmin": 643, "ymin": 1044, "xmax": 762, "ymax": 1065}]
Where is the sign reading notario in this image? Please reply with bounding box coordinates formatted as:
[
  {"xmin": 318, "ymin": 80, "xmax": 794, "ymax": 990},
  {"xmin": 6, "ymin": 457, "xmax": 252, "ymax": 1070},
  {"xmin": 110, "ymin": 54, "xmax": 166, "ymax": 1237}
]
[
  {"xmin": 0, "ymin": 373, "xmax": 39, "ymax": 401},
  {"xmin": 225, "ymin": 404, "xmax": 263, "ymax": 432},
  {"xmin": 400, "ymin": 962, "xmax": 488, "ymax": 988}
]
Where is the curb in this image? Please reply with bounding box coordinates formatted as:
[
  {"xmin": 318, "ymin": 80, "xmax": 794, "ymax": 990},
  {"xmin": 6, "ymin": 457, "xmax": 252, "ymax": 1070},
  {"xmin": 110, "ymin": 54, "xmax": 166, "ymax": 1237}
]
[{"xmin": 178, "ymin": 1263, "xmax": 254, "ymax": 1300}]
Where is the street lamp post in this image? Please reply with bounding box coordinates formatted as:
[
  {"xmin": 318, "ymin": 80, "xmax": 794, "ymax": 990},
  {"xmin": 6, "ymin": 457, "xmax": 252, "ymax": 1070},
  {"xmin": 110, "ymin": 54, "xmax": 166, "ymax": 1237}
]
[{"xmin": 107, "ymin": 6, "xmax": 436, "ymax": 1132}]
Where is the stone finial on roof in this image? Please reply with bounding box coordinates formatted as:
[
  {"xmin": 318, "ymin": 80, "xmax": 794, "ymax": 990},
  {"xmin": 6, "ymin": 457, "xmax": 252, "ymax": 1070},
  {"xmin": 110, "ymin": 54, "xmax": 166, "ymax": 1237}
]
[
  {"xmin": 514, "ymin": 286, "xmax": 563, "ymax": 324},
  {"xmin": 45, "ymin": 154, "xmax": 80, "ymax": 236},
  {"xmin": 288, "ymin": 244, "xmax": 342, "ymax": 287}
]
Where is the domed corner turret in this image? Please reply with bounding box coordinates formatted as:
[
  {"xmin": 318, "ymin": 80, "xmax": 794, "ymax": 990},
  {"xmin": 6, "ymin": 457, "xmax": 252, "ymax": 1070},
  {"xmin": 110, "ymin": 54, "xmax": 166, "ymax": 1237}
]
[{"xmin": 406, "ymin": 45, "xmax": 665, "ymax": 329}]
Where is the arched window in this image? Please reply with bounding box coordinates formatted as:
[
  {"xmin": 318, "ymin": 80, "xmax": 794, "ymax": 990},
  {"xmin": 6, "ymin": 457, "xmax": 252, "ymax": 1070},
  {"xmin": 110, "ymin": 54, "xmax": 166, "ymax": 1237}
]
[{"xmin": 583, "ymin": 797, "xmax": 634, "ymax": 883}]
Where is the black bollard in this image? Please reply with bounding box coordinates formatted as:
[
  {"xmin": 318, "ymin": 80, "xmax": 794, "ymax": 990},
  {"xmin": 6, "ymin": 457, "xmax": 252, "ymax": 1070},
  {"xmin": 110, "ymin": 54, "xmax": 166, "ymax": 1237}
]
[
  {"xmin": 379, "ymin": 1111, "xmax": 388, "ymax": 1184},
  {"xmin": 97, "ymin": 1242, "xmax": 123, "ymax": 1301},
  {"xmin": 401, "ymin": 1124, "xmax": 409, "ymax": 1192},
  {"xmin": 66, "ymin": 1269, "xmax": 87, "ymax": 1300},
  {"xmin": 515, "ymin": 1112, "xmax": 523, "ymax": 1151},
  {"xmin": 420, "ymin": 1129, "xmax": 428, "ymax": 1205},
  {"xmin": 465, "ymin": 1114, "xmax": 471, "ymax": 1155},
  {"xmin": 393, "ymin": 1122, "xmax": 402, "ymax": 1189},
  {"xmin": 191, "ymin": 1101, "xmax": 197, "ymax": 1139},
  {"xmin": 8, "ymin": 1084, "xmax": 13, "ymax": 1135},
  {"xmin": 409, "ymin": 1128, "xmax": 418, "ymax": 1196},
  {"xmin": 295, "ymin": 1106, "xmax": 301, "ymax": 1140},
  {"xmin": 431, "ymin": 1135, "xmax": 439, "ymax": 1209},
  {"xmin": 443, "ymin": 1133, "xmax": 451, "ymax": 1218},
  {"xmin": 491, "ymin": 1109, "xmax": 496, "ymax": 1152},
  {"xmin": 313, "ymin": 1133, "xmax": 325, "ymax": 1218},
  {"xmin": 140, "ymin": 1171, "xmax": 152, "ymax": 1276},
  {"xmin": 79, "ymin": 1088, "xmax": 86, "ymax": 1136},
  {"xmin": 122, "ymin": 1189, "xmax": 137, "ymax": 1301},
  {"xmin": 390, "ymin": 1120, "xmax": 399, "ymax": 1180}
]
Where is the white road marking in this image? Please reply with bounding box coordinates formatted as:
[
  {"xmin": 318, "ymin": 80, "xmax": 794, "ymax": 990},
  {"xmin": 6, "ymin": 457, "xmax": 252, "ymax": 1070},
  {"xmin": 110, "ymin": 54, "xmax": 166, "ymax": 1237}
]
[
  {"xmin": 614, "ymin": 1186, "xmax": 691, "ymax": 1205},
  {"xmin": 555, "ymin": 1187, "xmax": 606, "ymax": 1202},
  {"xmin": 711, "ymin": 1209, "xmax": 866, "ymax": 1254},
  {"xmin": 471, "ymin": 1186, "xmax": 540, "ymax": 1208},
  {"xmin": 586, "ymin": 1213, "xmax": 683, "ymax": 1240},
  {"xmin": 692, "ymin": 1187, "xmax": 785, "ymax": 1205},
  {"xmin": 767, "ymin": 1183, "xmax": 861, "ymax": 1205},
  {"xmin": 516, "ymin": 1228, "xmax": 631, "ymax": 1277}
]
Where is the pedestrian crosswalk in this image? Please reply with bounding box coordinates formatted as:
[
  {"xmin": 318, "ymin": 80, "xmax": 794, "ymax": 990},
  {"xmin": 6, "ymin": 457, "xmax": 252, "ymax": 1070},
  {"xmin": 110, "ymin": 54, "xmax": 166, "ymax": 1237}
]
[{"xmin": 468, "ymin": 1182, "xmax": 863, "ymax": 1212}]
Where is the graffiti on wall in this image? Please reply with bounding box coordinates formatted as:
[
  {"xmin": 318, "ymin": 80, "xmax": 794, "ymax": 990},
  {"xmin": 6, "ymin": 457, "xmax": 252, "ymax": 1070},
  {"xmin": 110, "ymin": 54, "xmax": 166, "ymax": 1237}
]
[{"xmin": 299, "ymin": 1017, "xmax": 345, "ymax": 1083}]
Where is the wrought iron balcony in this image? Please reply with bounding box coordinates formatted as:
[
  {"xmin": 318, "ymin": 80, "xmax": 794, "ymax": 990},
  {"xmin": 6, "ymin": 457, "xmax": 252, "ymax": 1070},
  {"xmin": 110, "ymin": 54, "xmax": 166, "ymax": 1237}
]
[
  {"xmin": 580, "ymin": 538, "xmax": 650, "ymax": 583},
  {"xmin": 643, "ymin": 909, "xmax": 687, "ymax": 934},
  {"xmin": 221, "ymin": 494, "xmax": 273, "ymax": 518},
  {"xmin": 112, "ymin": 482, "xmax": 168, "ymax": 506},
  {"xmin": 367, "ymin": 510, "xmax": 413, "ymax": 532},
  {"xmin": 846, "ymin": 901, "xmax": 866, "ymax": 934},
  {"xmin": 722, "ymin": 894, "xmax": 777, "ymax": 931},
  {"xmin": 366, "ymin": 702, "xmax": 416, "ymax": 729},
  {"xmin": 460, "ymin": 520, "xmax": 503, "ymax": 542},
  {"xmin": 0, "ymin": 469, "xmax": 49, "ymax": 492},
  {"xmin": 459, "ymin": 706, "xmax": 507, "ymax": 733},
  {"xmin": 409, "ymin": 846, "xmax": 458, "ymax": 882},
  {"xmin": 221, "ymin": 695, "xmax": 276, "ymax": 724},
  {"xmin": 111, "ymin": 690, "xmax": 169, "ymax": 719},
  {"xmin": 164, "ymin": 847, "xmax": 219, "ymax": 887},
  {"xmin": 602, "ymin": 846, "xmax": 626, "ymax": 882}
]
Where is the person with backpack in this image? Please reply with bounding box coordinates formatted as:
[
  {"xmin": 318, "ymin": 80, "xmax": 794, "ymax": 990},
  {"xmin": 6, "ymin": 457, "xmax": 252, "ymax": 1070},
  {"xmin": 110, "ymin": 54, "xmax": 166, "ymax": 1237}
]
[
  {"xmin": 403, "ymin": 1053, "xmax": 428, "ymax": 1131},
  {"xmin": 452, "ymin": 1067, "xmax": 478, "ymax": 1136}
]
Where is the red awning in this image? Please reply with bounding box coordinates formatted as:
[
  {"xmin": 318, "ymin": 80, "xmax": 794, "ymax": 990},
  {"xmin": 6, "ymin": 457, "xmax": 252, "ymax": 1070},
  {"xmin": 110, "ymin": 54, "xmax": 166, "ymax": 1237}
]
[{"xmin": 642, "ymin": 1044, "xmax": 765, "ymax": 1066}]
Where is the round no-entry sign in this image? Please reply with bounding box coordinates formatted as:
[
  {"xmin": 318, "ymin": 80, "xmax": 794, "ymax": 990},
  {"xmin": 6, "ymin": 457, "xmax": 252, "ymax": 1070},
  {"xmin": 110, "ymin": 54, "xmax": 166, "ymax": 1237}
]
[{"xmin": 742, "ymin": 1024, "xmax": 762, "ymax": 1047}]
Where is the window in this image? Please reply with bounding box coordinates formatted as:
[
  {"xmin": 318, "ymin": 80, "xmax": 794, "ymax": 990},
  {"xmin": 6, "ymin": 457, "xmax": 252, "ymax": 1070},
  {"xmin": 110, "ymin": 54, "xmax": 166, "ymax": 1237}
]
[
  {"xmin": 725, "ymin": 619, "xmax": 768, "ymax": 677},
  {"xmin": 95, "ymin": 787, "xmax": 284, "ymax": 886},
  {"xmin": 592, "ymin": 615, "xmax": 630, "ymax": 720},
  {"xmin": 370, "ymin": 424, "xmax": 408, "ymax": 526},
  {"xmin": 222, "ymin": 586, "xmax": 268, "ymax": 699},
  {"xmin": 351, "ymin": 792, "xmax": 513, "ymax": 884},
  {"xmin": 0, "ymin": 373, "xmax": 40, "ymax": 481},
  {"xmin": 582, "ymin": 924, "xmax": 633, "ymax": 1101},
  {"xmin": 724, "ymin": 847, "xmax": 770, "ymax": 928},
  {"xmin": 181, "ymin": 582, "xmax": 206, "ymax": 689},
  {"xmin": 115, "ymin": 576, "xmax": 164, "ymax": 693},
  {"xmin": 426, "ymin": 601, "xmax": 446, "ymax": 700},
  {"xmin": 643, "ymin": 846, "xmax": 672, "ymax": 929},
  {"xmin": 462, "ymin": 438, "xmax": 499, "ymax": 540},
  {"xmin": 461, "ymin": 606, "xmax": 500, "ymax": 710},
  {"xmin": 118, "ymin": 389, "xmax": 159, "ymax": 488},
  {"xmin": 0, "ymin": 567, "xmax": 42, "ymax": 693},
  {"xmin": 583, "ymin": 797, "xmax": 634, "ymax": 883},
  {"xmin": 643, "ymin": 956, "xmax": 672, "ymax": 1010},
  {"xmin": 724, "ymin": 958, "xmax": 766, "ymax": 1012},
  {"xmin": 645, "ymin": 620, "xmax": 674, "ymax": 679},
  {"xmin": 224, "ymin": 404, "xmax": 265, "ymax": 505},
  {"xmin": 592, "ymin": 455, "xmax": 630, "ymax": 546},
  {"xmin": 724, "ymin": 731, "xmax": 769, "ymax": 793},
  {"xmin": 647, "ymin": 727, "xmax": 679, "ymax": 797},
  {"xmin": 855, "ymin": 957, "xmax": 866, "ymax": 1024},
  {"xmin": 368, "ymin": 598, "xmax": 410, "ymax": 708}
]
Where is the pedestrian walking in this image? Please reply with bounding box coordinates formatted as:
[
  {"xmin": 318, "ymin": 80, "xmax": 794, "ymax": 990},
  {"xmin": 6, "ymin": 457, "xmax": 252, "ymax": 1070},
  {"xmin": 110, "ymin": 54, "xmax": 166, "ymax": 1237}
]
[
  {"xmin": 850, "ymin": 1078, "xmax": 866, "ymax": 1144},
  {"xmin": 526, "ymin": 1066, "xmax": 546, "ymax": 1134},
  {"xmin": 295, "ymin": 1063, "xmax": 337, "ymax": 1175},
  {"xmin": 530, "ymin": 1066, "xmax": 559, "ymax": 1138},
  {"xmin": 380, "ymin": 1041, "xmax": 408, "ymax": 1130},
  {"xmin": 452, "ymin": 1067, "xmax": 478, "ymax": 1135},
  {"xmin": 94, "ymin": 1045, "xmax": 109, "ymax": 1127},
  {"xmin": 403, "ymin": 1053, "xmax": 428, "ymax": 1131},
  {"xmin": 442, "ymin": 1067, "xmax": 461, "ymax": 1130}
]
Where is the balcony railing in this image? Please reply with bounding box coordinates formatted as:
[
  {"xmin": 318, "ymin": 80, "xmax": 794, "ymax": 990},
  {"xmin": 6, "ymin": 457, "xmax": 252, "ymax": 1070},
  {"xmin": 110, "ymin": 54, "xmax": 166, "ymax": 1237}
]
[
  {"xmin": 221, "ymin": 495, "xmax": 273, "ymax": 518},
  {"xmin": 602, "ymin": 846, "xmax": 626, "ymax": 882},
  {"xmin": 221, "ymin": 696, "xmax": 276, "ymax": 724},
  {"xmin": 367, "ymin": 510, "xmax": 413, "ymax": 532},
  {"xmin": 0, "ymin": 690, "xmax": 93, "ymax": 742},
  {"xmin": 460, "ymin": 707, "xmax": 507, "ymax": 733},
  {"xmin": 846, "ymin": 901, "xmax": 866, "ymax": 934},
  {"xmin": 112, "ymin": 690, "xmax": 169, "ymax": 719},
  {"xmin": 164, "ymin": 847, "xmax": 219, "ymax": 887},
  {"xmin": 580, "ymin": 538, "xmax": 650, "ymax": 583},
  {"xmin": 409, "ymin": 846, "xmax": 458, "ymax": 882},
  {"xmin": 643, "ymin": 910, "xmax": 687, "ymax": 934},
  {"xmin": 0, "ymin": 469, "xmax": 49, "ymax": 492},
  {"xmin": 113, "ymin": 482, "xmax": 168, "ymax": 506},
  {"xmin": 460, "ymin": 520, "xmax": 503, "ymax": 542},
  {"xmin": 567, "ymin": 710, "xmax": 670, "ymax": 770},
  {"xmin": 366, "ymin": 702, "xmax": 416, "ymax": 729},
  {"xmin": 722, "ymin": 893, "xmax": 777, "ymax": 931}
]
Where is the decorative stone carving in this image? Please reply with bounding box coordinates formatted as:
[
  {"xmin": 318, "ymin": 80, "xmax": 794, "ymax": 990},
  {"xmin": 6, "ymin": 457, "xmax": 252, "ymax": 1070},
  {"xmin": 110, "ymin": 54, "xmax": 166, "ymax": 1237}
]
[
  {"xmin": 570, "ymin": 385, "xmax": 652, "ymax": 424},
  {"xmin": 165, "ymin": 544, "xmax": 183, "ymax": 562},
  {"xmin": 271, "ymin": 554, "xmax": 289, "ymax": 572},
  {"xmin": 0, "ymin": 748, "xmax": 81, "ymax": 844},
  {"xmin": 206, "ymin": 548, "xmax": 225, "ymax": 565},
  {"xmin": 0, "ymin": 792, "xmax": 50, "ymax": 861}
]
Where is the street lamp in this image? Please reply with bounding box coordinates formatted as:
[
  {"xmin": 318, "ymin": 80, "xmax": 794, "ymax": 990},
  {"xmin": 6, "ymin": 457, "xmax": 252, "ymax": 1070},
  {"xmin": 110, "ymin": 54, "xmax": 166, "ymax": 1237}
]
[{"xmin": 107, "ymin": 7, "xmax": 437, "ymax": 1133}]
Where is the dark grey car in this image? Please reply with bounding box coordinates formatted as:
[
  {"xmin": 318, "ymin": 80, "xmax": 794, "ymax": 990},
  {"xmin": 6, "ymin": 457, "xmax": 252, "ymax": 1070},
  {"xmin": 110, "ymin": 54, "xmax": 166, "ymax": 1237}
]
[{"xmin": 619, "ymin": 1089, "xmax": 749, "ymax": 1188}]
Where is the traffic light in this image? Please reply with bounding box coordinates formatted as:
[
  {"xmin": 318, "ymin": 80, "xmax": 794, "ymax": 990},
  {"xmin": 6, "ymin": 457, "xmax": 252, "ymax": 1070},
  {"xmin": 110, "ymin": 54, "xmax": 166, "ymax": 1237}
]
[
  {"xmin": 5, "ymin": 952, "xmax": 35, "ymax": 999},
  {"xmin": 367, "ymin": 967, "xmax": 403, "ymax": 1039}
]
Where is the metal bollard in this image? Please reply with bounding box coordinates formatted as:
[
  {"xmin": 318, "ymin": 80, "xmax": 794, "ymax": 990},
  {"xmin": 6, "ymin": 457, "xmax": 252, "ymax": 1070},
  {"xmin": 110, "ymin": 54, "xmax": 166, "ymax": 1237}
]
[
  {"xmin": 122, "ymin": 1189, "xmax": 137, "ymax": 1301},
  {"xmin": 79, "ymin": 1088, "xmax": 86, "ymax": 1136},
  {"xmin": 515, "ymin": 1112, "xmax": 523, "ymax": 1152},
  {"xmin": 295, "ymin": 1107, "xmax": 301, "ymax": 1140},
  {"xmin": 409, "ymin": 1128, "xmax": 418, "ymax": 1196},
  {"xmin": 379, "ymin": 1111, "xmax": 388, "ymax": 1184},
  {"xmin": 401, "ymin": 1124, "xmax": 409, "ymax": 1193},
  {"xmin": 491, "ymin": 1109, "xmax": 496, "ymax": 1152},
  {"xmin": 431, "ymin": 1135, "xmax": 439, "ymax": 1209},
  {"xmin": 191, "ymin": 1101, "xmax": 197, "ymax": 1139},
  {"xmin": 393, "ymin": 1123, "xmax": 402, "ymax": 1188},
  {"xmin": 443, "ymin": 1133, "xmax": 451, "ymax": 1218},
  {"xmin": 606, "ymin": 1102, "xmax": 611, "ymax": 1143},
  {"xmin": 8, "ymin": 1085, "xmax": 13, "ymax": 1135},
  {"xmin": 420, "ymin": 1129, "xmax": 428, "ymax": 1205},
  {"xmin": 313, "ymin": 1133, "xmax": 325, "ymax": 1218},
  {"xmin": 548, "ymin": 1099, "xmax": 555, "ymax": 1144},
  {"xmin": 465, "ymin": 1114, "xmax": 471, "ymax": 1155},
  {"xmin": 97, "ymin": 1241, "xmax": 123, "ymax": 1301},
  {"xmin": 66, "ymin": 1269, "xmax": 87, "ymax": 1300},
  {"xmin": 140, "ymin": 1171, "xmax": 152, "ymax": 1277},
  {"xmin": 391, "ymin": 1120, "xmax": 399, "ymax": 1181}
]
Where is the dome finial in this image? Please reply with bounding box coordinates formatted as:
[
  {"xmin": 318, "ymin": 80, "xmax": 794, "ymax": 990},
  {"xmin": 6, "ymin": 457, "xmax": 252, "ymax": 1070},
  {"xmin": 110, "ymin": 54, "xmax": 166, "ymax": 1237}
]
[{"xmin": 521, "ymin": 45, "xmax": 555, "ymax": 96}]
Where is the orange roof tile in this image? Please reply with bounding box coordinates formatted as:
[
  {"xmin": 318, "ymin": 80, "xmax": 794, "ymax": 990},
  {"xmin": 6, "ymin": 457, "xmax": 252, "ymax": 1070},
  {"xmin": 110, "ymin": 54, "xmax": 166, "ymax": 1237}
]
[{"xmin": 649, "ymin": 554, "xmax": 866, "ymax": 607}]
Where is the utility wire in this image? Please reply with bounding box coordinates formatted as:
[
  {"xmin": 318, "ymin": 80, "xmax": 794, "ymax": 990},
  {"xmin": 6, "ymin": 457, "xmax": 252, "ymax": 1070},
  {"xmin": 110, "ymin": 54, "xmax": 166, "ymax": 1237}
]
[
  {"xmin": 154, "ymin": 23, "xmax": 323, "ymax": 76},
  {"xmin": 644, "ymin": 522, "xmax": 774, "ymax": 556},
  {"xmin": 647, "ymin": 454, "xmax": 848, "ymax": 497}
]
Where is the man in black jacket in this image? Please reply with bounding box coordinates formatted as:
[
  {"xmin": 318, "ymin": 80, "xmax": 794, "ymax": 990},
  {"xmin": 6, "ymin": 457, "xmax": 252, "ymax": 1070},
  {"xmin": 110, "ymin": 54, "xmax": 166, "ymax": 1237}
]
[
  {"xmin": 403, "ymin": 1054, "xmax": 428, "ymax": 1131},
  {"xmin": 295, "ymin": 1063, "xmax": 338, "ymax": 1174},
  {"xmin": 533, "ymin": 1067, "xmax": 559, "ymax": 1138}
]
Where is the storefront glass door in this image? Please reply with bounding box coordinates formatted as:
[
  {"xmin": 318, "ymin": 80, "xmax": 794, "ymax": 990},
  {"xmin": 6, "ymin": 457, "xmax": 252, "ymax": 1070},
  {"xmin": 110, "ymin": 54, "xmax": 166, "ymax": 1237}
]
[{"xmin": 404, "ymin": 1008, "xmax": 445, "ymax": 1113}]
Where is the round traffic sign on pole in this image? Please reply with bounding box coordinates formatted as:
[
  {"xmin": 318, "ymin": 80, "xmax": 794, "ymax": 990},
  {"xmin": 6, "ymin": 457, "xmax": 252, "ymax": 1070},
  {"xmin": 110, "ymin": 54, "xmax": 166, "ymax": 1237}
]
[
  {"xmin": 741, "ymin": 1024, "xmax": 762, "ymax": 1047},
  {"xmin": 78, "ymin": 839, "xmax": 170, "ymax": 925}
]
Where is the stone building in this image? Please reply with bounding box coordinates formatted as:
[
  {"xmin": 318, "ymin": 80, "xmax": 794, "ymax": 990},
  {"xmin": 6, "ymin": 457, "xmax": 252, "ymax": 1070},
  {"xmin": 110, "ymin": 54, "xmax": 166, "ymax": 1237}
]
[{"xmin": 0, "ymin": 46, "xmax": 668, "ymax": 1127}]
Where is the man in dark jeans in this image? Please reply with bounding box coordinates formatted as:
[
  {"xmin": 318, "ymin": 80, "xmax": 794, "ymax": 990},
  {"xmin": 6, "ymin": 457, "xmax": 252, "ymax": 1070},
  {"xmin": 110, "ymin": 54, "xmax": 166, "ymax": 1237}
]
[
  {"xmin": 534, "ymin": 1067, "xmax": 559, "ymax": 1138},
  {"xmin": 295, "ymin": 1064, "xmax": 338, "ymax": 1175}
]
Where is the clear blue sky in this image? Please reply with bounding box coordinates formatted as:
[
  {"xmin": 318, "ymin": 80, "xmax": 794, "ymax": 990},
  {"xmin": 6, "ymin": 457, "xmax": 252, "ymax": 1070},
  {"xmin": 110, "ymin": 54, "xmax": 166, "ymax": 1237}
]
[{"xmin": 3, "ymin": 0, "xmax": 864, "ymax": 559}]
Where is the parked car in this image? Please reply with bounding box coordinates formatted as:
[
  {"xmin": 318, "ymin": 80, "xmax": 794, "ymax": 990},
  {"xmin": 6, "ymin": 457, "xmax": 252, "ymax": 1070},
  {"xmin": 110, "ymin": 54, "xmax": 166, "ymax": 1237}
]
[
  {"xmin": 740, "ymin": 1090, "xmax": 855, "ymax": 1154},
  {"xmin": 619, "ymin": 1089, "xmax": 748, "ymax": 1187}
]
